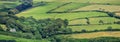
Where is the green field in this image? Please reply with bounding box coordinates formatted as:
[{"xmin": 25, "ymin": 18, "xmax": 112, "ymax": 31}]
[
  {"xmin": 0, "ymin": 34, "xmax": 50, "ymax": 42},
  {"xmin": 64, "ymin": 31, "xmax": 120, "ymax": 39},
  {"xmin": 70, "ymin": 17, "xmax": 120, "ymax": 25},
  {"xmin": 69, "ymin": 24, "xmax": 120, "ymax": 32},
  {"xmin": 0, "ymin": 0, "xmax": 119, "ymax": 42},
  {"xmin": 52, "ymin": 3, "xmax": 89, "ymax": 12},
  {"xmin": 16, "ymin": 0, "xmax": 120, "ymax": 32},
  {"xmin": 73, "ymin": 5, "xmax": 120, "ymax": 12}
]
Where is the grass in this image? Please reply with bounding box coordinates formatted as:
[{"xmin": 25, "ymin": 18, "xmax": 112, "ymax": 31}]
[
  {"xmin": 16, "ymin": 2, "xmax": 108, "ymax": 20},
  {"xmin": 0, "ymin": 34, "xmax": 50, "ymax": 42},
  {"xmin": 89, "ymin": 17, "xmax": 120, "ymax": 24},
  {"xmin": 116, "ymin": 13, "xmax": 120, "ymax": 16},
  {"xmin": 69, "ymin": 24, "xmax": 120, "ymax": 32},
  {"xmin": 52, "ymin": 3, "xmax": 89, "ymax": 12},
  {"xmin": 73, "ymin": 5, "xmax": 120, "ymax": 12},
  {"xmin": 69, "ymin": 19, "xmax": 87, "ymax": 25},
  {"xmin": 69, "ymin": 17, "xmax": 120, "ymax": 25},
  {"xmin": 64, "ymin": 31, "xmax": 120, "ymax": 39},
  {"xmin": 53, "ymin": 0, "xmax": 120, "ymax": 4}
]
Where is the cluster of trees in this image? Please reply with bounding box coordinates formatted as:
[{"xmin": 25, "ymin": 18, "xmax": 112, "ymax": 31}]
[
  {"xmin": 0, "ymin": 12, "xmax": 71, "ymax": 39},
  {"xmin": 0, "ymin": 0, "xmax": 17, "ymax": 2},
  {"xmin": 0, "ymin": 40, "xmax": 16, "ymax": 42}
]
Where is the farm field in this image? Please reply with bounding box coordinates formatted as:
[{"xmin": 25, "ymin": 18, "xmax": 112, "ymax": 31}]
[
  {"xmin": 0, "ymin": 34, "xmax": 50, "ymax": 42},
  {"xmin": 52, "ymin": 3, "xmax": 90, "ymax": 12},
  {"xmin": 16, "ymin": 2, "xmax": 108, "ymax": 20},
  {"xmin": 64, "ymin": 31, "xmax": 120, "ymax": 39},
  {"xmin": 69, "ymin": 24, "xmax": 120, "ymax": 32},
  {"xmin": 69, "ymin": 17, "xmax": 120, "ymax": 25},
  {"xmin": 53, "ymin": 0, "xmax": 120, "ymax": 3},
  {"xmin": 73, "ymin": 5, "xmax": 120, "ymax": 12},
  {"xmin": 0, "ymin": 0, "xmax": 120, "ymax": 42}
]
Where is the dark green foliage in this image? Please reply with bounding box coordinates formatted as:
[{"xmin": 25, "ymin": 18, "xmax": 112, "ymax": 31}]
[
  {"xmin": 114, "ymin": 21, "xmax": 120, "ymax": 24},
  {"xmin": 64, "ymin": 19, "xmax": 69, "ymax": 28},
  {"xmin": 99, "ymin": 20, "xmax": 104, "ymax": 24},
  {"xmin": 0, "ymin": 40, "xmax": 16, "ymax": 42},
  {"xmin": 81, "ymin": 29, "xmax": 87, "ymax": 32},
  {"xmin": 0, "ymin": 12, "xmax": 71, "ymax": 39},
  {"xmin": 106, "ymin": 26, "xmax": 113, "ymax": 31}
]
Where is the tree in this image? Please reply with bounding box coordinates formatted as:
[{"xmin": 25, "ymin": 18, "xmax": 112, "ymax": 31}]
[
  {"xmin": 86, "ymin": 17, "xmax": 90, "ymax": 24},
  {"xmin": 99, "ymin": 20, "xmax": 104, "ymax": 24},
  {"xmin": 64, "ymin": 19, "xmax": 69, "ymax": 28},
  {"xmin": 86, "ymin": 21, "xmax": 90, "ymax": 25},
  {"xmin": 81, "ymin": 29, "xmax": 87, "ymax": 32},
  {"xmin": 107, "ymin": 26, "xmax": 112, "ymax": 31}
]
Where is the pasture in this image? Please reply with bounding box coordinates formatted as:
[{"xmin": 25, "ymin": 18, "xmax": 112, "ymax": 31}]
[
  {"xmin": 16, "ymin": 0, "xmax": 120, "ymax": 33},
  {"xmin": 73, "ymin": 5, "xmax": 120, "ymax": 12},
  {"xmin": 16, "ymin": 2, "xmax": 108, "ymax": 20},
  {"xmin": 0, "ymin": 34, "xmax": 50, "ymax": 42},
  {"xmin": 14, "ymin": 0, "xmax": 120, "ymax": 41},
  {"xmin": 64, "ymin": 31, "xmax": 120, "ymax": 39},
  {"xmin": 69, "ymin": 24, "xmax": 120, "ymax": 32},
  {"xmin": 52, "ymin": 3, "xmax": 89, "ymax": 12}
]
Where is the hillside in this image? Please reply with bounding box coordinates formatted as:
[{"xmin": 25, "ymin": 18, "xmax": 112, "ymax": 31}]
[{"xmin": 0, "ymin": 0, "xmax": 120, "ymax": 42}]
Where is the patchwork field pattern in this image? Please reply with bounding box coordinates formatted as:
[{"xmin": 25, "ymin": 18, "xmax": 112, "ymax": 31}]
[{"xmin": 73, "ymin": 5, "xmax": 120, "ymax": 12}]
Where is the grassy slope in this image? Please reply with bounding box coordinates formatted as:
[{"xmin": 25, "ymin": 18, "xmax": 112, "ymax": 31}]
[
  {"xmin": 70, "ymin": 17, "xmax": 120, "ymax": 25},
  {"xmin": 16, "ymin": 2, "xmax": 107, "ymax": 20},
  {"xmin": 64, "ymin": 31, "xmax": 120, "ymax": 39},
  {"xmin": 0, "ymin": 34, "xmax": 50, "ymax": 42},
  {"xmin": 69, "ymin": 24, "xmax": 120, "ymax": 32},
  {"xmin": 52, "ymin": 3, "xmax": 89, "ymax": 12},
  {"xmin": 53, "ymin": 0, "xmax": 120, "ymax": 4},
  {"xmin": 74, "ymin": 5, "xmax": 120, "ymax": 12}
]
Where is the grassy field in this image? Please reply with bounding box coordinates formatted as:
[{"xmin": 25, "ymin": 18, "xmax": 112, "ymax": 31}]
[
  {"xmin": 0, "ymin": 34, "xmax": 50, "ymax": 42},
  {"xmin": 16, "ymin": 2, "xmax": 108, "ymax": 20},
  {"xmin": 69, "ymin": 19, "xmax": 87, "ymax": 25},
  {"xmin": 52, "ymin": 3, "xmax": 89, "ymax": 12},
  {"xmin": 64, "ymin": 31, "xmax": 120, "ymax": 39},
  {"xmin": 69, "ymin": 24, "xmax": 120, "ymax": 32},
  {"xmin": 73, "ymin": 5, "xmax": 120, "ymax": 12},
  {"xmin": 116, "ymin": 13, "xmax": 120, "ymax": 16},
  {"xmin": 69, "ymin": 17, "xmax": 120, "ymax": 25},
  {"xmin": 53, "ymin": 0, "xmax": 120, "ymax": 4}
]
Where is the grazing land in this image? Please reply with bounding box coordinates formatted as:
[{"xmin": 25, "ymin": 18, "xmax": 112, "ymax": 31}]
[
  {"xmin": 0, "ymin": 0, "xmax": 120, "ymax": 42},
  {"xmin": 64, "ymin": 31, "xmax": 120, "ymax": 39}
]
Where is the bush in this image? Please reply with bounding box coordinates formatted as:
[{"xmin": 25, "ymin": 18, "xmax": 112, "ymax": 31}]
[
  {"xmin": 81, "ymin": 29, "xmax": 87, "ymax": 33},
  {"xmin": 106, "ymin": 26, "xmax": 113, "ymax": 31},
  {"xmin": 0, "ymin": 40, "xmax": 16, "ymax": 42}
]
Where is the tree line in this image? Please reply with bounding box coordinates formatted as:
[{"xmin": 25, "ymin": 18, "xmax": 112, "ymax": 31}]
[{"xmin": 0, "ymin": 12, "xmax": 72, "ymax": 39}]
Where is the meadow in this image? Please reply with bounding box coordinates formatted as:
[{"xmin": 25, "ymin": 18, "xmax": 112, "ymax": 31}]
[
  {"xmin": 0, "ymin": 34, "xmax": 50, "ymax": 42},
  {"xmin": 16, "ymin": 0, "xmax": 120, "ymax": 32},
  {"xmin": 64, "ymin": 31, "xmax": 120, "ymax": 39},
  {"xmin": 52, "ymin": 3, "xmax": 89, "ymax": 12},
  {"xmin": 73, "ymin": 5, "xmax": 120, "ymax": 12},
  {"xmin": 69, "ymin": 17, "xmax": 120, "ymax": 25},
  {"xmin": 69, "ymin": 24, "xmax": 120, "ymax": 32},
  {"xmin": 0, "ymin": 0, "xmax": 120, "ymax": 42}
]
